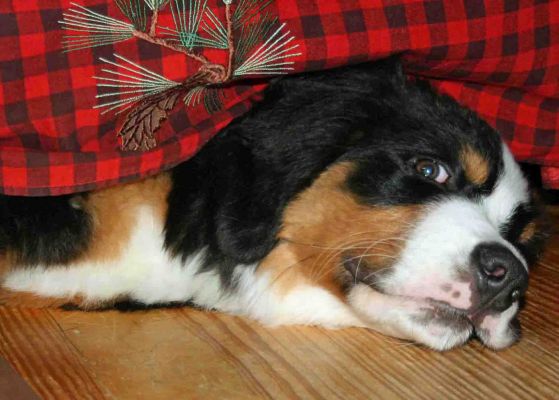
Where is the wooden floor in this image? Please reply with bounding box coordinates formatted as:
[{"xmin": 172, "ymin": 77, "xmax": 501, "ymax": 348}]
[{"xmin": 1, "ymin": 213, "xmax": 558, "ymax": 399}]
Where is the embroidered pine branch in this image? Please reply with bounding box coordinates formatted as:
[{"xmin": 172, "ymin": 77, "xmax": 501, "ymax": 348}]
[
  {"xmin": 119, "ymin": 69, "xmax": 213, "ymax": 150},
  {"xmin": 60, "ymin": 0, "xmax": 300, "ymax": 151}
]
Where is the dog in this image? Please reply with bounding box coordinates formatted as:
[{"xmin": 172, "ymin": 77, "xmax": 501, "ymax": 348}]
[{"xmin": 0, "ymin": 58, "xmax": 546, "ymax": 351}]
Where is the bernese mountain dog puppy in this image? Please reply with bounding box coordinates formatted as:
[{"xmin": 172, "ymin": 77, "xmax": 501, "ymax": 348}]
[{"xmin": 0, "ymin": 58, "xmax": 546, "ymax": 351}]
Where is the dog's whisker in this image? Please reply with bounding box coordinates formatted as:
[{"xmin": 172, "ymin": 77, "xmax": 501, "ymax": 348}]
[
  {"xmin": 307, "ymin": 236, "xmax": 379, "ymax": 277},
  {"xmin": 305, "ymin": 233, "xmax": 409, "ymax": 284},
  {"xmin": 282, "ymin": 235, "xmax": 409, "ymax": 251},
  {"xmin": 344, "ymin": 253, "xmax": 401, "ymax": 262}
]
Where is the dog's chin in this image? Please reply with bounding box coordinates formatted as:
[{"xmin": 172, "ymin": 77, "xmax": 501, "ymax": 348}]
[
  {"xmin": 471, "ymin": 302, "xmax": 522, "ymax": 350},
  {"xmin": 347, "ymin": 285, "xmax": 473, "ymax": 351},
  {"xmin": 412, "ymin": 299, "xmax": 474, "ymax": 348},
  {"xmin": 396, "ymin": 296, "xmax": 521, "ymax": 351},
  {"xmin": 421, "ymin": 299, "xmax": 521, "ymax": 350}
]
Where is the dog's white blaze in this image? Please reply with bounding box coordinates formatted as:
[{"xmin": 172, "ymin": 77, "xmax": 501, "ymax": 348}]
[
  {"xmin": 384, "ymin": 198, "xmax": 503, "ymax": 307},
  {"xmin": 483, "ymin": 144, "xmax": 530, "ymax": 231},
  {"xmin": 482, "ymin": 143, "xmax": 530, "ymax": 270},
  {"xmin": 3, "ymin": 206, "xmax": 361, "ymax": 327}
]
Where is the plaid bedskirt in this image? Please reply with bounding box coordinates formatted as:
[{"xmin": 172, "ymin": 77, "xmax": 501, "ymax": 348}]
[{"xmin": 0, "ymin": 0, "xmax": 558, "ymax": 195}]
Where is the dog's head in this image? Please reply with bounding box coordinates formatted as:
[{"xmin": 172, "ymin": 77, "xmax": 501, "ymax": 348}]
[{"xmin": 252, "ymin": 59, "xmax": 547, "ymax": 350}]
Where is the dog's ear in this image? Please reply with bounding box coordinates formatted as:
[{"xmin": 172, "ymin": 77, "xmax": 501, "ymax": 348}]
[
  {"xmin": 166, "ymin": 137, "xmax": 286, "ymax": 266},
  {"xmin": 214, "ymin": 203, "xmax": 280, "ymax": 264},
  {"xmin": 212, "ymin": 140, "xmax": 283, "ymax": 264}
]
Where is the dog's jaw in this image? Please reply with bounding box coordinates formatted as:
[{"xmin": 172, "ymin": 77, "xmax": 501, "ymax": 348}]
[
  {"xmin": 348, "ymin": 285, "xmax": 474, "ymax": 351},
  {"xmin": 474, "ymin": 303, "xmax": 520, "ymax": 350}
]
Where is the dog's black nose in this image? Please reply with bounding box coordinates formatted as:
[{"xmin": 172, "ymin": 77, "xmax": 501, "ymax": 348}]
[{"xmin": 471, "ymin": 242, "xmax": 528, "ymax": 312}]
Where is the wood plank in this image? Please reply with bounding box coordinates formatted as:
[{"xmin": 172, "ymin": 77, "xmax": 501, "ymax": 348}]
[
  {"xmin": 0, "ymin": 356, "xmax": 40, "ymax": 400},
  {"xmin": 0, "ymin": 212, "xmax": 558, "ymax": 399},
  {"xmin": 0, "ymin": 308, "xmax": 108, "ymax": 399}
]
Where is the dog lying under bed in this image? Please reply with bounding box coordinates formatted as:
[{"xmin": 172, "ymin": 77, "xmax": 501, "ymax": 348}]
[{"xmin": 0, "ymin": 59, "xmax": 546, "ymax": 351}]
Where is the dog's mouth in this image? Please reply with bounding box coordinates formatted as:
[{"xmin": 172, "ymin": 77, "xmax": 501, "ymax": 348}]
[
  {"xmin": 343, "ymin": 256, "xmax": 522, "ymax": 350},
  {"xmin": 343, "ymin": 255, "xmax": 472, "ymax": 324}
]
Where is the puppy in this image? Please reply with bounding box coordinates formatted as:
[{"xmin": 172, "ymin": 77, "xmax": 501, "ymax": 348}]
[{"xmin": 0, "ymin": 59, "xmax": 546, "ymax": 350}]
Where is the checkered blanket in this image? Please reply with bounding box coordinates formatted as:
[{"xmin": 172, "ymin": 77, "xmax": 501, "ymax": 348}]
[{"xmin": 1, "ymin": 0, "xmax": 558, "ymax": 195}]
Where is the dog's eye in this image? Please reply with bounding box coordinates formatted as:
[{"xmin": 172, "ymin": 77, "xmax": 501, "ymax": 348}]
[{"xmin": 415, "ymin": 160, "xmax": 450, "ymax": 184}]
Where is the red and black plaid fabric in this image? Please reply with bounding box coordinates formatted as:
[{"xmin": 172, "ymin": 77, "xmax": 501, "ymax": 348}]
[{"xmin": 1, "ymin": 0, "xmax": 558, "ymax": 195}]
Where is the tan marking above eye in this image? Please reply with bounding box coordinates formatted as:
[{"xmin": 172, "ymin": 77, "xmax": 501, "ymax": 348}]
[
  {"xmin": 258, "ymin": 162, "xmax": 422, "ymax": 300},
  {"xmin": 519, "ymin": 222, "xmax": 537, "ymax": 243},
  {"xmin": 460, "ymin": 144, "xmax": 490, "ymax": 185}
]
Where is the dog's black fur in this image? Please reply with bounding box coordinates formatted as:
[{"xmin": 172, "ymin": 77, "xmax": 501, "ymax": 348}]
[{"xmin": 0, "ymin": 194, "xmax": 92, "ymax": 266}]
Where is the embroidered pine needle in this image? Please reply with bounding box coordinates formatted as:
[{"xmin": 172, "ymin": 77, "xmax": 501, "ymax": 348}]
[
  {"xmin": 60, "ymin": 2, "xmax": 135, "ymax": 52},
  {"xmin": 184, "ymin": 86, "xmax": 224, "ymax": 113},
  {"xmin": 160, "ymin": 0, "xmax": 228, "ymax": 49},
  {"xmin": 200, "ymin": 8, "xmax": 228, "ymax": 49},
  {"xmin": 160, "ymin": 25, "xmax": 225, "ymax": 49},
  {"xmin": 234, "ymin": 22, "xmax": 301, "ymax": 76},
  {"xmin": 203, "ymin": 87, "xmax": 224, "ymax": 113},
  {"xmin": 168, "ymin": 0, "xmax": 207, "ymax": 50},
  {"xmin": 233, "ymin": 0, "xmax": 273, "ymax": 28},
  {"xmin": 144, "ymin": 0, "xmax": 171, "ymax": 10},
  {"xmin": 94, "ymin": 53, "xmax": 180, "ymax": 114},
  {"xmin": 115, "ymin": 0, "xmax": 148, "ymax": 31},
  {"xmin": 184, "ymin": 86, "xmax": 206, "ymax": 107},
  {"xmin": 234, "ymin": 13, "xmax": 276, "ymax": 67}
]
